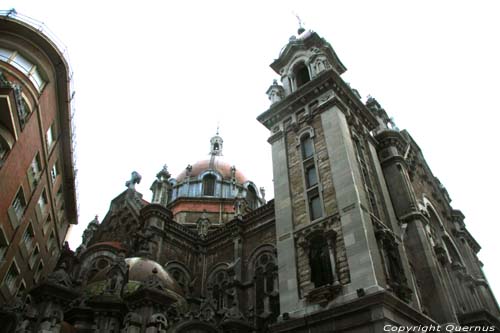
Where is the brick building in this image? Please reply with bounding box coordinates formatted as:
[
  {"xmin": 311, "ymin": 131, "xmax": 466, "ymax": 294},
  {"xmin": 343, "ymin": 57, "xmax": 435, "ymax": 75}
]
[
  {"xmin": 0, "ymin": 18, "xmax": 498, "ymax": 333},
  {"xmin": 0, "ymin": 9, "xmax": 77, "ymax": 309}
]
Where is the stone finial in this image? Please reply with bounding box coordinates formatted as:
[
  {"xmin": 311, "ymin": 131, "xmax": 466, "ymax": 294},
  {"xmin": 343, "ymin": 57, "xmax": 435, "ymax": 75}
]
[
  {"xmin": 156, "ymin": 164, "xmax": 171, "ymax": 181},
  {"xmin": 266, "ymin": 80, "xmax": 285, "ymax": 105},
  {"xmin": 151, "ymin": 165, "xmax": 172, "ymax": 206},
  {"xmin": 126, "ymin": 171, "xmax": 142, "ymax": 190}
]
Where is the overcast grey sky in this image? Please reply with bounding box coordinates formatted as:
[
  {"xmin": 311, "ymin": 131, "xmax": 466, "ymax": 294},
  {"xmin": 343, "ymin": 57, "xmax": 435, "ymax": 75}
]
[{"xmin": 4, "ymin": 1, "xmax": 499, "ymax": 300}]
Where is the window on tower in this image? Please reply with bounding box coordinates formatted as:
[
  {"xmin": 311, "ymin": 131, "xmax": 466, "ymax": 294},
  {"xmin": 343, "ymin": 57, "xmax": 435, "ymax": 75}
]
[
  {"xmin": 309, "ymin": 235, "xmax": 334, "ymax": 288},
  {"xmin": 301, "ymin": 134, "xmax": 314, "ymax": 160},
  {"xmin": 203, "ymin": 174, "xmax": 216, "ymax": 196},
  {"xmin": 295, "ymin": 62, "xmax": 311, "ymax": 88},
  {"xmin": 299, "ymin": 131, "xmax": 323, "ymax": 221},
  {"xmin": 308, "ymin": 191, "xmax": 322, "ymax": 221}
]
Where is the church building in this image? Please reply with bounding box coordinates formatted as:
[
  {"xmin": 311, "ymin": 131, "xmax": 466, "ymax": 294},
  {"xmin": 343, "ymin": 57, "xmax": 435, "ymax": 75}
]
[{"xmin": 1, "ymin": 15, "xmax": 499, "ymax": 333}]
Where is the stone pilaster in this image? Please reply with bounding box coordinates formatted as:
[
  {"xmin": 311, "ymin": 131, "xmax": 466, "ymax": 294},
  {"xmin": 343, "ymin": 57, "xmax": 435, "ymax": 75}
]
[
  {"xmin": 375, "ymin": 129, "xmax": 458, "ymax": 324},
  {"xmin": 320, "ymin": 105, "xmax": 386, "ymax": 298},
  {"xmin": 269, "ymin": 130, "xmax": 301, "ymax": 316}
]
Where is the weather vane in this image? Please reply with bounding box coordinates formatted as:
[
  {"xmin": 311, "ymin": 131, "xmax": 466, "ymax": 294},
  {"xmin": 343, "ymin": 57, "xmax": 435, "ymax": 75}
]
[
  {"xmin": 216, "ymin": 122, "xmax": 220, "ymax": 136},
  {"xmin": 293, "ymin": 11, "xmax": 305, "ymax": 34}
]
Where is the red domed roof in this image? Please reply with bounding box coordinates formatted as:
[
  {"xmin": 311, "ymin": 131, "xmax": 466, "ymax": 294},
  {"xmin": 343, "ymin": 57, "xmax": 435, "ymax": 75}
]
[{"xmin": 176, "ymin": 157, "xmax": 247, "ymax": 183}]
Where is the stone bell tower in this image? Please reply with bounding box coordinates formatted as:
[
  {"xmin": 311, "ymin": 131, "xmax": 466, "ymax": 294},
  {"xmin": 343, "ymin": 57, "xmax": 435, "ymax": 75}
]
[{"xmin": 258, "ymin": 29, "xmax": 420, "ymax": 331}]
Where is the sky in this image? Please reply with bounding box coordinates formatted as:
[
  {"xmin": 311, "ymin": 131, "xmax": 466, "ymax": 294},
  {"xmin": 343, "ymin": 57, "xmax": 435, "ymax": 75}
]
[{"xmin": 3, "ymin": 1, "xmax": 499, "ymax": 300}]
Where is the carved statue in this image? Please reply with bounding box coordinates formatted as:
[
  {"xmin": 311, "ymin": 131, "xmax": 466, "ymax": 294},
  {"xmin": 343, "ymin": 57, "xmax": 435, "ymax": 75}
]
[
  {"xmin": 233, "ymin": 190, "xmax": 247, "ymax": 218},
  {"xmin": 147, "ymin": 313, "xmax": 168, "ymax": 332},
  {"xmin": 197, "ymin": 211, "xmax": 211, "ymax": 238},
  {"xmin": 46, "ymin": 262, "xmax": 73, "ymax": 288},
  {"xmin": 38, "ymin": 308, "xmax": 63, "ymax": 332}
]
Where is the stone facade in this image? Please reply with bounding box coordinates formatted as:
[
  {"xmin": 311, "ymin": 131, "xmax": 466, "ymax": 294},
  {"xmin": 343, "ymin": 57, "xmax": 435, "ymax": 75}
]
[{"xmin": 1, "ymin": 22, "xmax": 499, "ymax": 333}]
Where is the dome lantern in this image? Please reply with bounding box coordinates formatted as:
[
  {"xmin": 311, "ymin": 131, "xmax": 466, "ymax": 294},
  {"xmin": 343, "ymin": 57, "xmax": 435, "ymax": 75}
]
[{"xmin": 210, "ymin": 128, "xmax": 223, "ymax": 156}]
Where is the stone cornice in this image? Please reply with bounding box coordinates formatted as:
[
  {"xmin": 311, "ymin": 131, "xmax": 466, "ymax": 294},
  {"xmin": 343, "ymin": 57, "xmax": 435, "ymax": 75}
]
[
  {"xmin": 140, "ymin": 203, "xmax": 173, "ymax": 220},
  {"xmin": 270, "ymin": 32, "xmax": 347, "ymax": 75},
  {"xmin": 271, "ymin": 291, "xmax": 436, "ymax": 332},
  {"xmin": 374, "ymin": 129, "xmax": 408, "ymax": 153},
  {"xmin": 258, "ymin": 70, "xmax": 378, "ymax": 132}
]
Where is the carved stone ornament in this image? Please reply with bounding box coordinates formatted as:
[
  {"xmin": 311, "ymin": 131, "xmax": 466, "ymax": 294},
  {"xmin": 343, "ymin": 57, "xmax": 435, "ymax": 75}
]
[
  {"xmin": 126, "ymin": 171, "xmax": 142, "ymax": 190},
  {"xmin": 294, "ymin": 216, "xmax": 339, "ymax": 254},
  {"xmin": 197, "ymin": 210, "xmax": 211, "ymax": 238},
  {"xmin": 266, "ymin": 80, "xmax": 285, "ymax": 105},
  {"xmin": 305, "ymin": 283, "xmax": 341, "ymax": 307},
  {"xmin": 222, "ymin": 302, "xmax": 245, "ymax": 322},
  {"xmin": 45, "ymin": 262, "xmax": 73, "ymax": 288}
]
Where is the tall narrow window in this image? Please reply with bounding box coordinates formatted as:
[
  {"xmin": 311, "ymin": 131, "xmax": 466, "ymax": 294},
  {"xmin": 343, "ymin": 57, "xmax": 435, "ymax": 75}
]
[
  {"xmin": 51, "ymin": 161, "xmax": 59, "ymax": 184},
  {"xmin": 305, "ymin": 165, "xmax": 318, "ymax": 188},
  {"xmin": 5, "ymin": 262, "xmax": 19, "ymax": 294},
  {"xmin": 34, "ymin": 260, "xmax": 44, "ymax": 283},
  {"xmin": 300, "ymin": 132, "xmax": 323, "ymax": 221},
  {"xmin": 209, "ymin": 270, "xmax": 229, "ymax": 310},
  {"xmin": 308, "ymin": 192, "xmax": 322, "ymax": 221},
  {"xmin": 254, "ymin": 252, "xmax": 279, "ymax": 324},
  {"xmin": 309, "ymin": 235, "xmax": 333, "ymax": 288},
  {"xmin": 46, "ymin": 123, "xmax": 55, "ymax": 150},
  {"xmin": 203, "ymin": 174, "xmax": 216, "ymax": 196},
  {"xmin": 354, "ymin": 138, "xmax": 381, "ymax": 219},
  {"xmin": 43, "ymin": 214, "xmax": 52, "ymax": 235},
  {"xmin": 0, "ymin": 228, "xmax": 8, "ymax": 264},
  {"xmin": 38, "ymin": 189, "xmax": 48, "ymax": 216},
  {"xmin": 301, "ymin": 134, "xmax": 314, "ymax": 160},
  {"xmin": 23, "ymin": 223, "xmax": 34, "ymax": 254},
  {"xmin": 28, "ymin": 152, "xmax": 41, "ymax": 190},
  {"xmin": 9, "ymin": 187, "xmax": 26, "ymax": 227},
  {"xmin": 48, "ymin": 231, "xmax": 56, "ymax": 252},
  {"xmin": 295, "ymin": 62, "xmax": 310, "ymax": 88},
  {"xmin": 29, "ymin": 245, "xmax": 39, "ymax": 268}
]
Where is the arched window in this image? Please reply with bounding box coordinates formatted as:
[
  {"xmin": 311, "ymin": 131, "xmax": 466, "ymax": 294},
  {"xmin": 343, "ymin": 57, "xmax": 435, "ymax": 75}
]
[
  {"xmin": 254, "ymin": 252, "xmax": 279, "ymax": 324},
  {"xmin": 246, "ymin": 186, "xmax": 258, "ymax": 210},
  {"xmin": 300, "ymin": 132, "xmax": 323, "ymax": 221},
  {"xmin": 208, "ymin": 269, "xmax": 229, "ymax": 310},
  {"xmin": 294, "ymin": 62, "xmax": 310, "ymax": 88},
  {"xmin": 309, "ymin": 235, "xmax": 333, "ymax": 288},
  {"xmin": 171, "ymin": 268, "xmax": 188, "ymax": 293},
  {"xmin": 203, "ymin": 174, "xmax": 216, "ymax": 196}
]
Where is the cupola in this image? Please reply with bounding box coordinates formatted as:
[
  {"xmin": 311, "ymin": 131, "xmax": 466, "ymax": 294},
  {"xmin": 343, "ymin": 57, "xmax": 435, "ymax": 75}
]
[{"xmin": 270, "ymin": 30, "xmax": 347, "ymax": 97}]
